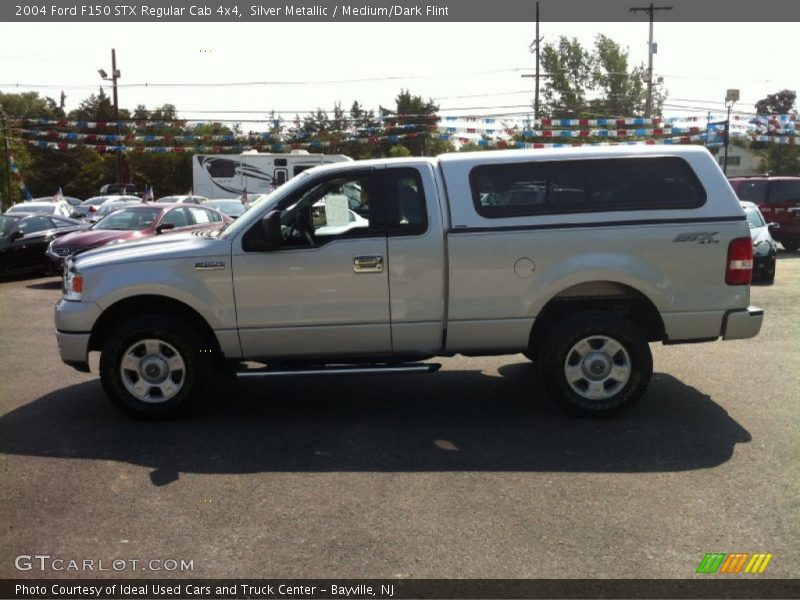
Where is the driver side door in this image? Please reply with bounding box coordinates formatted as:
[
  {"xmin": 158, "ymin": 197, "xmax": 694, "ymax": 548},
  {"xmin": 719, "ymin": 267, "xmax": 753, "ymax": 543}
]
[{"xmin": 232, "ymin": 169, "xmax": 391, "ymax": 360}]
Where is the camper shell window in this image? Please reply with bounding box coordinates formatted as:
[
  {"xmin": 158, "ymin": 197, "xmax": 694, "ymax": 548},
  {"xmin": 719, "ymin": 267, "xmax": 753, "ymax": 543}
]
[{"xmin": 470, "ymin": 156, "xmax": 707, "ymax": 218}]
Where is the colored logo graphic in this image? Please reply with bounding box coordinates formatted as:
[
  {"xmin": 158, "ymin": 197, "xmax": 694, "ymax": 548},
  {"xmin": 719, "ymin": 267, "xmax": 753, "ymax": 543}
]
[{"xmin": 696, "ymin": 553, "xmax": 773, "ymax": 574}]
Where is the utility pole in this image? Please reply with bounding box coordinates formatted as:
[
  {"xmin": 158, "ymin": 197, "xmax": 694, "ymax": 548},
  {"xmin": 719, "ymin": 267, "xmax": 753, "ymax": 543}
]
[
  {"xmin": 522, "ymin": 1, "xmax": 546, "ymax": 122},
  {"xmin": 0, "ymin": 107, "xmax": 11, "ymax": 209},
  {"xmin": 630, "ymin": 2, "xmax": 672, "ymax": 118},
  {"xmin": 99, "ymin": 49, "xmax": 123, "ymax": 184}
]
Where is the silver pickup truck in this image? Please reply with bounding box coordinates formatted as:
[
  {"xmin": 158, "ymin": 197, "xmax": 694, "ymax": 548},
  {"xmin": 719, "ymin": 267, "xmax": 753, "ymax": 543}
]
[{"xmin": 55, "ymin": 146, "xmax": 763, "ymax": 418}]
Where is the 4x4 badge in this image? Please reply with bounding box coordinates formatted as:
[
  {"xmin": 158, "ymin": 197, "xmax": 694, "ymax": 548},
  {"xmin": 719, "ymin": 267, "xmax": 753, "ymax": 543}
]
[{"xmin": 673, "ymin": 232, "xmax": 719, "ymax": 244}]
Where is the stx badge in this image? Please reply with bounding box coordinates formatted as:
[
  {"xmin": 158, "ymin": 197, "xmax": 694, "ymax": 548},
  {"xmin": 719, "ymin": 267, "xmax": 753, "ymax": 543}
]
[{"xmin": 673, "ymin": 232, "xmax": 719, "ymax": 244}]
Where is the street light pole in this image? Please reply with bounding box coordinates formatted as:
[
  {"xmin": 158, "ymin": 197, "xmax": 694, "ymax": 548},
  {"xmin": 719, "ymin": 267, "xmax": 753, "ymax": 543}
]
[
  {"xmin": 723, "ymin": 89, "xmax": 740, "ymax": 176},
  {"xmin": 111, "ymin": 49, "xmax": 122, "ymax": 184}
]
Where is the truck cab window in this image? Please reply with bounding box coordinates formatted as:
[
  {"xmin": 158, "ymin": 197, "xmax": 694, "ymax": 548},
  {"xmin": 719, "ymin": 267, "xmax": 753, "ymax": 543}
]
[
  {"xmin": 275, "ymin": 173, "xmax": 379, "ymax": 249},
  {"xmin": 387, "ymin": 169, "xmax": 428, "ymax": 236}
]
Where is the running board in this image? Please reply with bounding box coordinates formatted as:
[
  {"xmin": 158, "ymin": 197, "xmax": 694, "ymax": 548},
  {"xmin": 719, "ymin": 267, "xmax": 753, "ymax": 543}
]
[{"xmin": 236, "ymin": 362, "xmax": 441, "ymax": 379}]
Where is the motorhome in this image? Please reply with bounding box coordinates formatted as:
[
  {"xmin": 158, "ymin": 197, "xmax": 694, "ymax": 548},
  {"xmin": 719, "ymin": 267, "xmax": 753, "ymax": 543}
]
[{"xmin": 192, "ymin": 150, "xmax": 351, "ymax": 198}]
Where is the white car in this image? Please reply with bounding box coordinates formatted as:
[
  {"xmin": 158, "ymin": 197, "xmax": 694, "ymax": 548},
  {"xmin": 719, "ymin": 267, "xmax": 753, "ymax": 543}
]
[
  {"xmin": 6, "ymin": 200, "xmax": 74, "ymax": 218},
  {"xmin": 156, "ymin": 195, "xmax": 208, "ymax": 204}
]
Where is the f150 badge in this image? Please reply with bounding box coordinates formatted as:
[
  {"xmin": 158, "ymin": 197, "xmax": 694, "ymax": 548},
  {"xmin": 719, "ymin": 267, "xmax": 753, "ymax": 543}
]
[
  {"xmin": 194, "ymin": 261, "xmax": 225, "ymax": 270},
  {"xmin": 673, "ymin": 232, "xmax": 719, "ymax": 244}
]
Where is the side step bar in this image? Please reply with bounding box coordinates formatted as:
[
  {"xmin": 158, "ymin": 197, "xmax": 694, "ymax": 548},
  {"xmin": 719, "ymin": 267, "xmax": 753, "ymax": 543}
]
[{"xmin": 236, "ymin": 362, "xmax": 441, "ymax": 379}]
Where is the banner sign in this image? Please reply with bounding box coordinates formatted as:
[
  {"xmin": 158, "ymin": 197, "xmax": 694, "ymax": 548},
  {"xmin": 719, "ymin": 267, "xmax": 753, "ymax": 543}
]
[{"xmin": 6, "ymin": 148, "xmax": 33, "ymax": 199}]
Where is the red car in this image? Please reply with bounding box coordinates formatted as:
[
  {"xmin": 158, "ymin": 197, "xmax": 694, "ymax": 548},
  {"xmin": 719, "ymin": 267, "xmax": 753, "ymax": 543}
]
[
  {"xmin": 729, "ymin": 176, "xmax": 800, "ymax": 251},
  {"xmin": 46, "ymin": 203, "xmax": 231, "ymax": 272}
]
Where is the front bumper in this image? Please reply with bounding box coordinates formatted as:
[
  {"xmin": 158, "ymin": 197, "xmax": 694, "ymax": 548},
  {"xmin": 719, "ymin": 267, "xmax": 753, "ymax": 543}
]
[
  {"xmin": 722, "ymin": 306, "xmax": 763, "ymax": 340},
  {"xmin": 56, "ymin": 331, "xmax": 91, "ymax": 372},
  {"xmin": 54, "ymin": 298, "xmax": 103, "ymax": 370}
]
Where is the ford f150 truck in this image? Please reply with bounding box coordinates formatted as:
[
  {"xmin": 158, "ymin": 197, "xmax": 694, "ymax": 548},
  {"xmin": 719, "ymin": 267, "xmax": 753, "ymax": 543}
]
[{"xmin": 55, "ymin": 146, "xmax": 763, "ymax": 418}]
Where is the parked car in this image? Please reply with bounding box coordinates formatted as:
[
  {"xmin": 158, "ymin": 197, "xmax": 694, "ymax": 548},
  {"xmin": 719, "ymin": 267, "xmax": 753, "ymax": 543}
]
[
  {"xmin": 86, "ymin": 196, "xmax": 142, "ymax": 223},
  {"xmin": 0, "ymin": 214, "xmax": 87, "ymax": 275},
  {"xmin": 741, "ymin": 201, "xmax": 778, "ymax": 284},
  {"xmin": 202, "ymin": 198, "xmax": 248, "ymax": 218},
  {"xmin": 27, "ymin": 195, "xmax": 82, "ymax": 207},
  {"xmin": 729, "ymin": 176, "xmax": 800, "ymax": 251},
  {"xmin": 156, "ymin": 195, "xmax": 208, "ymax": 204},
  {"xmin": 6, "ymin": 200, "xmax": 74, "ymax": 218},
  {"xmin": 99, "ymin": 183, "xmax": 138, "ymax": 195},
  {"xmin": 55, "ymin": 146, "xmax": 763, "ymax": 419},
  {"xmin": 47, "ymin": 203, "xmax": 231, "ymax": 272},
  {"xmin": 74, "ymin": 195, "xmax": 125, "ymax": 219}
]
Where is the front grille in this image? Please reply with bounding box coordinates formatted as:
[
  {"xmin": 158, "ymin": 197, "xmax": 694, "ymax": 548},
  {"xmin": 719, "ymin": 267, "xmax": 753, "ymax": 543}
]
[{"xmin": 53, "ymin": 246, "xmax": 80, "ymax": 257}]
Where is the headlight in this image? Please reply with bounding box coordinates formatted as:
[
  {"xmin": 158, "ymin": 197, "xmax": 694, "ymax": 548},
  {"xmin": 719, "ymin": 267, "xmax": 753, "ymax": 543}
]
[
  {"xmin": 62, "ymin": 268, "xmax": 84, "ymax": 302},
  {"xmin": 755, "ymin": 240, "xmax": 772, "ymax": 256}
]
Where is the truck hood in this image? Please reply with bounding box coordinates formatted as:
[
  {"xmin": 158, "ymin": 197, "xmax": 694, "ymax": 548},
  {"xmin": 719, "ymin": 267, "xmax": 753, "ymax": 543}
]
[{"xmin": 73, "ymin": 232, "xmax": 230, "ymax": 271}]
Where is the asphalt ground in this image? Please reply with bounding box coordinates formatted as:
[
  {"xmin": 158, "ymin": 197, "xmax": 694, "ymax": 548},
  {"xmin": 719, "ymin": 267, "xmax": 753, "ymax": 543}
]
[{"xmin": 0, "ymin": 254, "xmax": 798, "ymax": 580}]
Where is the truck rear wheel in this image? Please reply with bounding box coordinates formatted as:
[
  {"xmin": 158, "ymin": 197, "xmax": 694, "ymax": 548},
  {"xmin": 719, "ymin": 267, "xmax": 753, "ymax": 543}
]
[
  {"xmin": 539, "ymin": 311, "xmax": 652, "ymax": 417},
  {"xmin": 99, "ymin": 314, "xmax": 213, "ymax": 418}
]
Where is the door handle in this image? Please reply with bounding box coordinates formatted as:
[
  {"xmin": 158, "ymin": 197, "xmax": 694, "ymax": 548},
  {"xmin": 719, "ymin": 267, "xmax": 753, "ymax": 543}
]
[{"xmin": 353, "ymin": 255, "xmax": 384, "ymax": 273}]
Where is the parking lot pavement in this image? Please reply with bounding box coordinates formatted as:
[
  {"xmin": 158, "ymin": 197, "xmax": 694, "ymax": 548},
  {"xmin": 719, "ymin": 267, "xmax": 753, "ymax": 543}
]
[{"xmin": 0, "ymin": 256, "xmax": 798, "ymax": 580}]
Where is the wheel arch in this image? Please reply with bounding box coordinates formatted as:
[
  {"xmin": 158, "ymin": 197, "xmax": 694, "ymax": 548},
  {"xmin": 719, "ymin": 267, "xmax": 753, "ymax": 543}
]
[
  {"xmin": 88, "ymin": 295, "xmax": 222, "ymax": 355},
  {"xmin": 528, "ymin": 280, "xmax": 666, "ymax": 357}
]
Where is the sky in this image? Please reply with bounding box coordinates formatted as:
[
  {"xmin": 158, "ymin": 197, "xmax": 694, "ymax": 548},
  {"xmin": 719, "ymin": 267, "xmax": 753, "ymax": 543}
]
[{"xmin": 0, "ymin": 21, "xmax": 797, "ymax": 126}]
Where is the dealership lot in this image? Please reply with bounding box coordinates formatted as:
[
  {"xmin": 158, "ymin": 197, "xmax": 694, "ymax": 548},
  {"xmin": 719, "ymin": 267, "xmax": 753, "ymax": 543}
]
[{"xmin": 0, "ymin": 257, "xmax": 798, "ymax": 579}]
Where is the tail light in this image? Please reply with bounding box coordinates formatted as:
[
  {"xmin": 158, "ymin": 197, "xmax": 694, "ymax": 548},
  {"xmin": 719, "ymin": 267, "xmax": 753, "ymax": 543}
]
[
  {"xmin": 726, "ymin": 237, "xmax": 753, "ymax": 285},
  {"xmin": 89, "ymin": 206, "xmax": 97, "ymax": 213}
]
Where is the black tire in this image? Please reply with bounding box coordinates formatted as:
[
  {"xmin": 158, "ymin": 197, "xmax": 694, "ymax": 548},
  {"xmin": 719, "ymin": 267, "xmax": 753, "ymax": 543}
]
[
  {"xmin": 538, "ymin": 311, "xmax": 653, "ymax": 417},
  {"xmin": 99, "ymin": 314, "xmax": 214, "ymax": 419},
  {"xmin": 781, "ymin": 240, "xmax": 799, "ymax": 252}
]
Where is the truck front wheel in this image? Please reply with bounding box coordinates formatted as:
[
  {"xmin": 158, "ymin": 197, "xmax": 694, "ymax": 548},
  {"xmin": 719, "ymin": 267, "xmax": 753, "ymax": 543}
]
[
  {"xmin": 99, "ymin": 314, "xmax": 213, "ymax": 418},
  {"xmin": 539, "ymin": 312, "xmax": 652, "ymax": 417}
]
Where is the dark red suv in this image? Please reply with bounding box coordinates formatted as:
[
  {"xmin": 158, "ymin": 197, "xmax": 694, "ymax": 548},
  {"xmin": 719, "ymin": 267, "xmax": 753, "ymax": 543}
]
[{"xmin": 729, "ymin": 176, "xmax": 800, "ymax": 251}]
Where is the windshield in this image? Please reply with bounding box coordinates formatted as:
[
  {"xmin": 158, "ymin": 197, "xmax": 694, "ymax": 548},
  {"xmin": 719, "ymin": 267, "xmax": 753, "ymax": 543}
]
[
  {"xmin": 0, "ymin": 215, "xmax": 20, "ymax": 236},
  {"xmin": 94, "ymin": 207, "xmax": 162, "ymax": 230},
  {"xmin": 7, "ymin": 204, "xmax": 54, "ymax": 214},
  {"xmin": 97, "ymin": 202, "xmax": 135, "ymax": 216},
  {"xmin": 744, "ymin": 205, "xmax": 765, "ymax": 228}
]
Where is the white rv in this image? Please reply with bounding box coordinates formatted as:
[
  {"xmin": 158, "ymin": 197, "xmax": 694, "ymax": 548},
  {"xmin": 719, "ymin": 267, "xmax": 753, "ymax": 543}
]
[{"xmin": 192, "ymin": 150, "xmax": 351, "ymax": 198}]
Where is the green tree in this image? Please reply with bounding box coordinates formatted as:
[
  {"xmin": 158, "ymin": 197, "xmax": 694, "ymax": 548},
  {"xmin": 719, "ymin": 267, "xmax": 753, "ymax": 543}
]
[
  {"xmin": 0, "ymin": 91, "xmax": 63, "ymax": 204},
  {"xmin": 380, "ymin": 89, "xmax": 448, "ymax": 156},
  {"xmin": 539, "ymin": 35, "xmax": 664, "ymax": 119},
  {"xmin": 540, "ymin": 37, "xmax": 594, "ymax": 118},
  {"xmin": 753, "ymin": 89, "xmax": 799, "ymax": 175}
]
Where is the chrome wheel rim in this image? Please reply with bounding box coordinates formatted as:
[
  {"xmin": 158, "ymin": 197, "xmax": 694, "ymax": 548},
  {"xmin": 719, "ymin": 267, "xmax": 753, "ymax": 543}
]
[
  {"xmin": 120, "ymin": 339, "xmax": 185, "ymax": 403},
  {"xmin": 564, "ymin": 335, "xmax": 631, "ymax": 401}
]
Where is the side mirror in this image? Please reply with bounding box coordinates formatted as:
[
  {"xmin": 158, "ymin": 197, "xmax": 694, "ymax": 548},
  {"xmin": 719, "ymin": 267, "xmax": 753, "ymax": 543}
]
[
  {"xmin": 260, "ymin": 210, "xmax": 282, "ymax": 250},
  {"xmin": 156, "ymin": 222, "xmax": 176, "ymax": 234},
  {"xmin": 767, "ymin": 222, "xmax": 780, "ymax": 229},
  {"xmin": 9, "ymin": 230, "xmax": 23, "ymax": 241},
  {"xmin": 71, "ymin": 211, "xmax": 82, "ymax": 219}
]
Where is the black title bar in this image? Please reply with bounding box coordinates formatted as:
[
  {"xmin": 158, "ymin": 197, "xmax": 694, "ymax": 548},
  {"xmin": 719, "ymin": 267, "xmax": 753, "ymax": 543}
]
[
  {"xmin": 3, "ymin": 579, "xmax": 800, "ymax": 599},
  {"xmin": 3, "ymin": 0, "xmax": 800, "ymax": 22}
]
